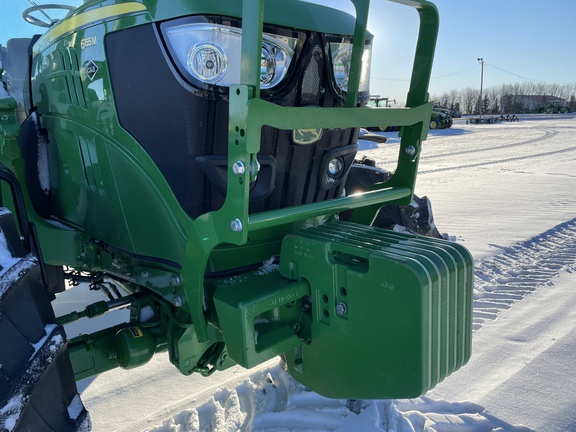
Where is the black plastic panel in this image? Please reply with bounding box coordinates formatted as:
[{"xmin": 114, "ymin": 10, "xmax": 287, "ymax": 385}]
[{"xmin": 106, "ymin": 24, "xmax": 357, "ymax": 219}]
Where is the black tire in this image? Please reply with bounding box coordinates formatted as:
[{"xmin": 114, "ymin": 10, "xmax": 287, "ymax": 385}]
[
  {"xmin": 371, "ymin": 194, "xmax": 442, "ymax": 238},
  {"xmin": 344, "ymin": 164, "xmax": 442, "ymax": 238},
  {"xmin": 0, "ymin": 208, "xmax": 90, "ymax": 431}
]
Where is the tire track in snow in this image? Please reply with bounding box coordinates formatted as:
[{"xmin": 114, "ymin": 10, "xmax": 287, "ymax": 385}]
[
  {"xmin": 419, "ymin": 144, "xmax": 576, "ymax": 175},
  {"xmin": 422, "ymin": 128, "xmax": 557, "ymax": 161},
  {"xmin": 375, "ymin": 128, "xmax": 557, "ymax": 166},
  {"xmin": 385, "ymin": 397, "xmax": 532, "ymax": 432},
  {"xmin": 147, "ymin": 365, "xmax": 532, "ymax": 432},
  {"xmin": 472, "ymin": 217, "xmax": 576, "ymax": 330}
]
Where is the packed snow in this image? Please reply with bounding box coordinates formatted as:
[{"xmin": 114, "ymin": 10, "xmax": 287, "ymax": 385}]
[
  {"xmin": 0, "ymin": 254, "xmax": 37, "ymax": 297},
  {"xmin": 0, "ymin": 231, "xmax": 20, "ymax": 278},
  {"xmin": 29, "ymin": 111, "xmax": 51, "ymax": 195},
  {"xmin": 49, "ymin": 114, "xmax": 576, "ymax": 431}
]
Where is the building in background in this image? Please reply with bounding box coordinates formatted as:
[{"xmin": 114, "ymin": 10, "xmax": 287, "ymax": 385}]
[{"xmin": 501, "ymin": 94, "xmax": 569, "ymax": 113}]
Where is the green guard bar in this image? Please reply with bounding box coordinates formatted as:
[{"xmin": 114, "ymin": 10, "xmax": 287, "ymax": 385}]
[{"xmin": 182, "ymin": 0, "xmax": 440, "ymax": 342}]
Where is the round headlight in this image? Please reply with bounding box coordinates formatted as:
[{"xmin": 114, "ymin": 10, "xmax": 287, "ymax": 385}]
[
  {"xmin": 187, "ymin": 42, "xmax": 227, "ymax": 84},
  {"xmin": 330, "ymin": 42, "xmax": 372, "ymax": 95},
  {"xmin": 260, "ymin": 46, "xmax": 277, "ymax": 85},
  {"xmin": 328, "ymin": 157, "xmax": 344, "ymax": 177},
  {"xmin": 260, "ymin": 39, "xmax": 293, "ymax": 89},
  {"xmin": 332, "ymin": 46, "xmax": 352, "ymax": 91},
  {"xmin": 164, "ymin": 22, "xmax": 298, "ymax": 89}
]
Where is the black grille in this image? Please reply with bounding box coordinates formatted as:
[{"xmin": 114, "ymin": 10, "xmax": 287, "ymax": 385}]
[{"xmin": 107, "ymin": 24, "xmax": 358, "ymax": 219}]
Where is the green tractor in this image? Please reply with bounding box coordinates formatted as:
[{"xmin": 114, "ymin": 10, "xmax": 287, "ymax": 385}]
[
  {"xmin": 0, "ymin": 1, "xmax": 473, "ymax": 430},
  {"xmin": 429, "ymin": 108, "xmax": 453, "ymax": 130}
]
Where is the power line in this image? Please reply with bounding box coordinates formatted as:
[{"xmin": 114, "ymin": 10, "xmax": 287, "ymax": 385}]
[
  {"xmin": 431, "ymin": 64, "xmax": 479, "ymax": 80},
  {"xmin": 372, "ymin": 63, "xmax": 479, "ymax": 82},
  {"xmin": 484, "ymin": 62, "xmax": 559, "ymax": 84},
  {"xmin": 373, "ymin": 62, "xmax": 576, "ymax": 85}
]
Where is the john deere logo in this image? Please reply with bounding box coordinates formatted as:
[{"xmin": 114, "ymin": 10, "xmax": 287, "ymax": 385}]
[
  {"xmin": 293, "ymin": 128, "xmax": 323, "ymax": 145},
  {"xmin": 85, "ymin": 60, "xmax": 98, "ymax": 81}
]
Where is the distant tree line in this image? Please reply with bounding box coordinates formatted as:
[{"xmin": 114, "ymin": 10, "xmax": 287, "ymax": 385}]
[{"xmin": 430, "ymin": 82, "xmax": 576, "ymax": 115}]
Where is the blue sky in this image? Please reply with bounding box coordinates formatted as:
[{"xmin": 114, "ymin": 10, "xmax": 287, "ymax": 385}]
[
  {"xmin": 2, "ymin": 0, "xmax": 575, "ymax": 104},
  {"xmin": 1, "ymin": 0, "xmax": 81, "ymax": 41},
  {"xmin": 319, "ymin": 0, "xmax": 576, "ymax": 104}
]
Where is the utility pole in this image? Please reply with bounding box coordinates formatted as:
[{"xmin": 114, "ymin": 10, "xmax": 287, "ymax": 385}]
[{"xmin": 477, "ymin": 58, "xmax": 484, "ymax": 118}]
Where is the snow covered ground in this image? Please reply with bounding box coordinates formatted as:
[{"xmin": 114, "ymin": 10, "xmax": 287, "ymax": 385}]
[{"xmin": 63, "ymin": 114, "xmax": 576, "ymax": 431}]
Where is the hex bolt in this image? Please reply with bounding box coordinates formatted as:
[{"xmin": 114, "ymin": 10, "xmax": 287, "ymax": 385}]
[
  {"xmin": 170, "ymin": 275, "xmax": 181, "ymax": 287},
  {"xmin": 172, "ymin": 295, "xmax": 183, "ymax": 308},
  {"xmin": 232, "ymin": 161, "xmax": 245, "ymax": 175},
  {"xmin": 141, "ymin": 271, "xmax": 149, "ymax": 279},
  {"xmin": 405, "ymin": 145, "xmax": 417, "ymax": 157},
  {"xmin": 336, "ymin": 302, "xmax": 348, "ymax": 315},
  {"xmin": 231, "ymin": 218, "xmax": 243, "ymax": 232},
  {"xmin": 249, "ymin": 160, "xmax": 260, "ymax": 182}
]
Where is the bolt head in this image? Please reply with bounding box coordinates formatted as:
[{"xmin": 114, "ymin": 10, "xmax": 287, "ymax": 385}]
[
  {"xmin": 250, "ymin": 160, "xmax": 260, "ymax": 181},
  {"xmin": 232, "ymin": 161, "xmax": 245, "ymax": 175},
  {"xmin": 405, "ymin": 145, "xmax": 417, "ymax": 156},
  {"xmin": 336, "ymin": 302, "xmax": 348, "ymax": 315},
  {"xmin": 230, "ymin": 218, "xmax": 243, "ymax": 232},
  {"xmin": 172, "ymin": 295, "xmax": 183, "ymax": 308}
]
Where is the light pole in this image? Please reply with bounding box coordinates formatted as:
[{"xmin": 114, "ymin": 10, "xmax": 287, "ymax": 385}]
[{"xmin": 477, "ymin": 58, "xmax": 484, "ymax": 118}]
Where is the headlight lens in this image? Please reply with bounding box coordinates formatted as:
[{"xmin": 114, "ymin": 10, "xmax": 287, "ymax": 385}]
[
  {"xmin": 328, "ymin": 157, "xmax": 344, "ymax": 177},
  {"xmin": 330, "ymin": 42, "xmax": 372, "ymax": 95},
  {"xmin": 164, "ymin": 22, "xmax": 298, "ymax": 89},
  {"xmin": 188, "ymin": 43, "xmax": 228, "ymax": 83}
]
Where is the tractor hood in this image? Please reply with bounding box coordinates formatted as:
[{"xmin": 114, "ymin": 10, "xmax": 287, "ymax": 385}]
[
  {"xmin": 33, "ymin": 0, "xmax": 368, "ymax": 59},
  {"xmin": 66, "ymin": 0, "xmax": 358, "ymax": 35}
]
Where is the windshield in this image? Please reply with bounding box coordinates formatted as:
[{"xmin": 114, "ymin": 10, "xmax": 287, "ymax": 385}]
[{"xmin": 0, "ymin": 1, "xmax": 83, "ymax": 47}]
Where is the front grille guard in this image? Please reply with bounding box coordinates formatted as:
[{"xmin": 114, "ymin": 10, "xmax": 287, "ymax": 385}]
[{"xmin": 184, "ymin": 0, "xmax": 440, "ymax": 341}]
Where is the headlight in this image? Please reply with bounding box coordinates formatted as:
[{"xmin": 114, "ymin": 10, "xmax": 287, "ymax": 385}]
[
  {"xmin": 260, "ymin": 39, "xmax": 292, "ymax": 88},
  {"xmin": 163, "ymin": 22, "xmax": 298, "ymax": 89},
  {"xmin": 188, "ymin": 42, "xmax": 228, "ymax": 84},
  {"xmin": 330, "ymin": 42, "xmax": 372, "ymax": 95}
]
